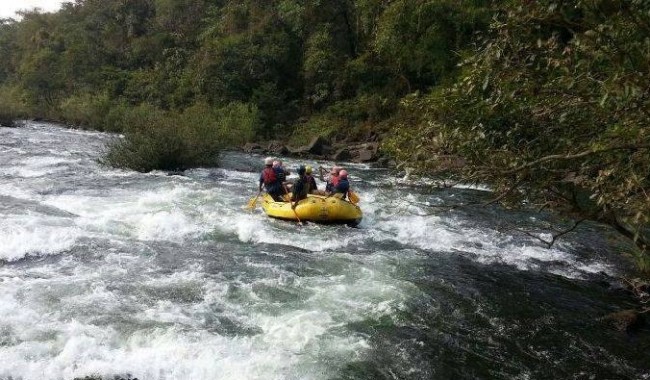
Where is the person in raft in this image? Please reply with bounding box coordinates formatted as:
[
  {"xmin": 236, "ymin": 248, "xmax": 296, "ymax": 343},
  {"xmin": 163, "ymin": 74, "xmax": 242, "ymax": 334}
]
[
  {"xmin": 259, "ymin": 157, "xmax": 284, "ymax": 201},
  {"xmin": 273, "ymin": 159, "xmax": 291, "ymax": 194},
  {"xmin": 329, "ymin": 169, "xmax": 350, "ymax": 200},
  {"xmin": 305, "ymin": 165, "xmax": 318, "ymax": 193},
  {"xmin": 319, "ymin": 166, "xmax": 342, "ymax": 193},
  {"xmin": 291, "ymin": 166, "xmax": 310, "ymax": 209}
]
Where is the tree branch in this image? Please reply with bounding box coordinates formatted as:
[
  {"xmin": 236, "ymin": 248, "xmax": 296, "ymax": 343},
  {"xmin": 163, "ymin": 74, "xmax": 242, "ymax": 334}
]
[
  {"xmin": 483, "ymin": 177, "xmax": 525, "ymax": 206},
  {"xmin": 500, "ymin": 218, "xmax": 586, "ymax": 248},
  {"xmin": 501, "ymin": 145, "xmax": 650, "ymax": 175}
]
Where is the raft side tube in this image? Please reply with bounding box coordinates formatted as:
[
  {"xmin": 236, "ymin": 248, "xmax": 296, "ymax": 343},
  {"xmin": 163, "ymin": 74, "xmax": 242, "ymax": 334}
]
[{"xmin": 261, "ymin": 194, "xmax": 362, "ymax": 225}]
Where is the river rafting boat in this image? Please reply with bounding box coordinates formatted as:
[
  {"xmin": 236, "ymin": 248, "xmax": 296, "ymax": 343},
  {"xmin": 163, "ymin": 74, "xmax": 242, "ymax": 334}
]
[{"xmin": 261, "ymin": 193, "xmax": 362, "ymax": 225}]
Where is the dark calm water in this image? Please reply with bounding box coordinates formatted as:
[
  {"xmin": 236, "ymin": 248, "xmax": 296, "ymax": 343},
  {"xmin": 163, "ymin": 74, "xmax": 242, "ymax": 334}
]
[{"xmin": 0, "ymin": 122, "xmax": 648, "ymax": 380}]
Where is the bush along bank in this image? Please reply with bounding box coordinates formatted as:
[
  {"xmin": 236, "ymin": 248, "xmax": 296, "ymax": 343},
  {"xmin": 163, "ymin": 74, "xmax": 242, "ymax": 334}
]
[{"xmin": 102, "ymin": 102, "xmax": 257, "ymax": 172}]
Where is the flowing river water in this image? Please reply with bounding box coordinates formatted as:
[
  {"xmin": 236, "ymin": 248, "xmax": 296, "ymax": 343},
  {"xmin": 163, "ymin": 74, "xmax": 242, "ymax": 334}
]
[{"xmin": 0, "ymin": 122, "xmax": 648, "ymax": 380}]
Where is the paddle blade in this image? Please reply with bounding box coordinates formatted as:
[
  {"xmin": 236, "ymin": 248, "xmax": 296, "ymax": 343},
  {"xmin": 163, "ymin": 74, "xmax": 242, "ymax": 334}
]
[
  {"xmin": 348, "ymin": 191, "xmax": 360, "ymax": 204},
  {"xmin": 291, "ymin": 204, "xmax": 303, "ymax": 226},
  {"xmin": 247, "ymin": 196, "xmax": 259, "ymax": 210}
]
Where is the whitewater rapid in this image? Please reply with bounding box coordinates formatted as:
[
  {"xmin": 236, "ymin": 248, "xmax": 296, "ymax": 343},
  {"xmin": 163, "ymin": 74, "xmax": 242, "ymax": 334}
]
[{"xmin": 0, "ymin": 122, "xmax": 646, "ymax": 380}]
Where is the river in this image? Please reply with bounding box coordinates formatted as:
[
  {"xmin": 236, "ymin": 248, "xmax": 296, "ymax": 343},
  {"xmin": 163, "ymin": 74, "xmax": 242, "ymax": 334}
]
[{"xmin": 0, "ymin": 122, "xmax": 648, "ymax": 380}]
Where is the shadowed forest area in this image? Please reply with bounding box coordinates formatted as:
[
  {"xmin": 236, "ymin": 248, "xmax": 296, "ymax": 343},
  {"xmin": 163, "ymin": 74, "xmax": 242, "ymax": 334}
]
[{"xmin": 0, "ymin": 0, "xmax": 648, "ymax": 267}]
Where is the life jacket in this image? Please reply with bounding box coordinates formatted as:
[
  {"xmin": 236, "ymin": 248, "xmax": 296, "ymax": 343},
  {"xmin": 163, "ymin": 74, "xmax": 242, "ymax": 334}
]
[
  {"xmin": 292, "ymin": 176, "xmax": 309, "ymax": 201},
  {"xmin": 326, "ymin": 174, "xmax": 339, "ymax": 192},
  {"xmin": 334, "ymin": 178, "xmax": 350, "ymax": 199},
  {"xmin": 262, "ymin": 167, "xmax": 277, "ymax": 185}
]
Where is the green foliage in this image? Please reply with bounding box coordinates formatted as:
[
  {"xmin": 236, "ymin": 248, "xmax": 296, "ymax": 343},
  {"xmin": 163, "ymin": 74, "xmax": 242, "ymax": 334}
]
[
  {"xmin": 388, "ymin": 0, "xmax": 650, "ymax": 257},
  {"xmin": 58, "ymin": 92, "xmax": 113, "ymax": 130},
  {"xmin": 288, "ymin": 115, "xmax": 341, "ymax": 147},
  {"xmin": 181, "ymin": 101, "xmax": 257, "ymax": 149},
  {"xmin": 303, "ymin": 25, "xmax": 345, "ymax": 109},
  {"xmin": 0, "ymin": 0, "xmax": 491, "ymax": 173},
  {"xmin": 0, "ymin": 84, "xmax": 29, "ymax": 124},
  {"xmin": 0, "ymin": 0, "xmax": 491, "ymax": 144},
  {"xmin": 105, "ymin": 102, "xmax": 257, "ymax": 172},
  {"xmin": 374, "ymin": 0, "xmax": 491, "ymax": 88},
  {"xmin": 104, "ymin": 118, "xmax": 186, "ymax": 173},
  {"xmin": 0, "ymin": 19, "xmax": 17, "ymax": 84}
]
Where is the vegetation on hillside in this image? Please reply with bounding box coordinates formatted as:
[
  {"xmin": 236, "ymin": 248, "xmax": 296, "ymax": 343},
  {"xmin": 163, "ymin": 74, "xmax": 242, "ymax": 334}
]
[{"xmin": 0, "ymin": 0, "xmax": 492, "ymax": 169}]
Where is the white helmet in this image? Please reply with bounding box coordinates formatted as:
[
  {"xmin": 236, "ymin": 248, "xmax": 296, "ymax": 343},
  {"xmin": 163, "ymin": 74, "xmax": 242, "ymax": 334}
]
[{"xmin": 264, "ymin": 157, "xmax": 274, "ymax": 165}]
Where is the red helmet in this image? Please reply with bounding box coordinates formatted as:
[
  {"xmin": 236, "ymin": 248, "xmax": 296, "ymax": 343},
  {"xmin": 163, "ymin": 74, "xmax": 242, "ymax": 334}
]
[{"xmin": 339, "ymin": 169, "xmax": 348, "ymax": 179}]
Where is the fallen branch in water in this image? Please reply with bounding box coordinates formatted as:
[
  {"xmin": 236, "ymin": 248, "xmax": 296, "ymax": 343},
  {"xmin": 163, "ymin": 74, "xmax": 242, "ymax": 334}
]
[{"xmin": 498, "ymin": 219, "xmax": 586, "ymax": 249}]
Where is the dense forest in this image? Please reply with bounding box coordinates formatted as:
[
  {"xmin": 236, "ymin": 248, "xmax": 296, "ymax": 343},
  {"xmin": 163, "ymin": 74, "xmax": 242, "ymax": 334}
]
[
  {"xmin": 0, "ymin": 0, "xmax": 493, "ymax": 169},
  {"xmin": 0, "ymin": 0, "xmax": 648, "ymax": 265}
]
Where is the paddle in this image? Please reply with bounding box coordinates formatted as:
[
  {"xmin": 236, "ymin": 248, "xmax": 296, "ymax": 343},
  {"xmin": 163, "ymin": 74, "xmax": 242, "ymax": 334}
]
[
  {"xmin": 284, "ymin": 184, "xmax": 303, "ymax": 226},
  {"xmin": 247, "ymin": 189, "xmax": 262, "ymax": 211},
  {"xmin": 348, "ymin": 190, "xmax": 360, "ymax": 204},
  {"xmin": 291, "ymin": 201, "xmax": 303, "ymax": 225}
]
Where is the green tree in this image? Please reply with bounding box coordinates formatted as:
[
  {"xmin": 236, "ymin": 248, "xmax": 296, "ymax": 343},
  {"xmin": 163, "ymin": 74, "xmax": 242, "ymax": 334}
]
[{"xmin": 388, "ymin": 0, "xmax": 650, "ymax": 263}]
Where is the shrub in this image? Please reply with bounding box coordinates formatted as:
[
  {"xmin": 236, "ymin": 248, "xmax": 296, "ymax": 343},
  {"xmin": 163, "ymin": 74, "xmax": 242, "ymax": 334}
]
[
  {"xmin": 58, "ymin": 92, "xmax": 113, "ymax": 130},
  {"xmin": 0, "ymin": 84, "xmax": 28, "ymax": 125},
  {"xmin": 288, "ymin": 115, "xmax": 342, "ymax": 147},
  {"xmin": 181, "ymin": 101, "xmax": 256, "ymax": 149},
  {"xmin": 104, "ymin": 119, "xmax": 187, "ymax": 172},
  {"xmin": 104, "ymin": 101, "xmax": 258, "ymax": 172}
]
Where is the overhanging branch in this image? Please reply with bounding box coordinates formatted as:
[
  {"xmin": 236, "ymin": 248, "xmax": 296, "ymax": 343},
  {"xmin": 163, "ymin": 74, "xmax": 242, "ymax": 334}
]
[{"xmin": 501, "ymin": 144, "xmax": 650, "ymax": 175}]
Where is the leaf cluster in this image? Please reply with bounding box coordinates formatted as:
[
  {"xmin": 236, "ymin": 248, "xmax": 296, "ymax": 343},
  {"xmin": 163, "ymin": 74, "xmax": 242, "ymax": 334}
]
[{"xmin": 388, "ymin": 0, "xmax": 650, "ymax": 257}]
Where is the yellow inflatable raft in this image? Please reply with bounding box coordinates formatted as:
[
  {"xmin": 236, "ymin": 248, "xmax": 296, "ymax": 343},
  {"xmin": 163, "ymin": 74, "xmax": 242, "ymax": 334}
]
[{"xmin": 261, "ymin": 193, "xmax": 362, "ymax": 225}]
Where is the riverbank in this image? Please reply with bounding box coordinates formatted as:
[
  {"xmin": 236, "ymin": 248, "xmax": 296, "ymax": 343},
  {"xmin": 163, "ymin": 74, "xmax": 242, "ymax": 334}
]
[{"xmin": 242, "ymin": 136, "xmax": 386, "ymax": 165}]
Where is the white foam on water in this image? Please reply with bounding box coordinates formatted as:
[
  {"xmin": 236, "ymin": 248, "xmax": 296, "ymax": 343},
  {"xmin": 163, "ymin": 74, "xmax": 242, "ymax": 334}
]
[
  {"xmin": 0, "ymin": 156, "xmax": 79, "ymax": 178},
  {"xmin": 41, "ymin": 185, "xmax": 214, "ymax": 243},
  {"xmin": 0, "ymin": 249, "xmax": 409, "ymax": 380},
  {"xmin": 32, "ymin": 327, "xmax": 358, "ymax": 380},
  {"xmin": 380, "ymin": 213, "xmax": 613, "ymax": 278},
  {"xmin": 224, "ymin": 212, "xmax": 362, "ymax": 252},
  {"xmin": 0, "ymin": 182, "xmax": 37, "ymax": 200},
  {"xmin": 0, "ymin": 215, "xmax": 80, "ymax": 261},
  {"xmin": 132, "ymin": 210, "xmax": 198, "ymax": 241},
  {"xmin": 215, "ymin": 185, "xmax": 614, "ymax": 279},
  {"xmin": 452, "ymin": 183, "xmax": 492, "ymax": 192}
]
